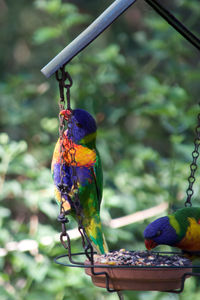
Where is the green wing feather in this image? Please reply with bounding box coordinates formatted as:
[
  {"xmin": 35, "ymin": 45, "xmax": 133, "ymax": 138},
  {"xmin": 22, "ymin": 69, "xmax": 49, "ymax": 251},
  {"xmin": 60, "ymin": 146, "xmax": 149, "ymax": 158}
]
[
  {"xmin": 171, "ymin": 207, "xmax": 200, "ymax": 240},
  {"xmin": 65, "ymin": 147, "xmax": 107, "ymax": 254},
  {"xmin": 81, "ymin": 149, "xmax": 108, "ymax": 254}
]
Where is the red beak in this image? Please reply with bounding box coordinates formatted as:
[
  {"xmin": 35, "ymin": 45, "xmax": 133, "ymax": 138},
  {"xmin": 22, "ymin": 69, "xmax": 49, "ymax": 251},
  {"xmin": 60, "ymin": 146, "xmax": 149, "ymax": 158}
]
[
  {"xmin": 144, "ymin": 239, "xmax": 158, "ymax": 250},
  {"xmin": 60, "ymin": 109, "xmax": 72, "ymax": 120}
]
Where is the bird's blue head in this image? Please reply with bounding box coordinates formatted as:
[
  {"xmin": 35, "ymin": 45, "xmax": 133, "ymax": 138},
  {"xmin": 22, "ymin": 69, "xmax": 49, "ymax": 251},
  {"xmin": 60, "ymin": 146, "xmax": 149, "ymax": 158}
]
[
  {"xmin": 143, "ymin": 216, "xmax": 178, "ymax": 250},
  {"xmin": 60, "ymin": 109, "xmax": 97, "ymax": 145}
]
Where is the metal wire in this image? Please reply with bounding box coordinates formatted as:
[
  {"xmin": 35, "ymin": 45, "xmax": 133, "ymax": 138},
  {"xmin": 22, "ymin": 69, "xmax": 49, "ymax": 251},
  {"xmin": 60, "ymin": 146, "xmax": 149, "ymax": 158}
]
[
  {"xmin": 54, "ymin": 250, "xmax": 197, "ymax": 269},
  {"xmin": 144, "ymin": 0, "xmax": 200, "ymax": 51}
]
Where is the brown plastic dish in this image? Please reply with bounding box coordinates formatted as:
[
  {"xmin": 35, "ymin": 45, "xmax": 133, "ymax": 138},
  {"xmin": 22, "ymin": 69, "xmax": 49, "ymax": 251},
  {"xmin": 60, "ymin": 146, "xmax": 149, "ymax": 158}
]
[{"xmin": 85, "ymin": 261, "xmax": 192, "ymax": 291}]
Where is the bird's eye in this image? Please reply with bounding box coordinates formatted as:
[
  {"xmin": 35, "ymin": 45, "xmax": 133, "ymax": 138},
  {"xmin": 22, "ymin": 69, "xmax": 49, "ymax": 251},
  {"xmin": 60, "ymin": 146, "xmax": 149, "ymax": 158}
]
[
  {"xmin": 76, "ymin": 122, "xmax": 83, "ymax": 128},
  {"xmin": 155, "ymin": 230, "xmax": 162, "ymax": 237}
]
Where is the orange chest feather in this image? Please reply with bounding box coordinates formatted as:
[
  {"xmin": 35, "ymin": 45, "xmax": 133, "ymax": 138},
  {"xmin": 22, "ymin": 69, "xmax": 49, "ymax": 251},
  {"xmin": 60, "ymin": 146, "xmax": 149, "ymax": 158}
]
[
  {"xmin": 52, "ymin": 138, "xmax": 96, "ymax": 168},
  {"xmin": 177, "ymin": 217, "xmax": 200, "ymax": 251}
]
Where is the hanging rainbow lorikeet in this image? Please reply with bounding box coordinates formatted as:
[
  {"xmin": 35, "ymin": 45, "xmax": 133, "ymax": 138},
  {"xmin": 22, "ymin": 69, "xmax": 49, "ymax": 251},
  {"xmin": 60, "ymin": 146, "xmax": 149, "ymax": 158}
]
[
  {"xmin": 51, "ymin": 108, "xmax": 108, "ymax": 254},
  {"xmin": 144, "ymin": 207, "xmax": 200, "ymax": 254}
]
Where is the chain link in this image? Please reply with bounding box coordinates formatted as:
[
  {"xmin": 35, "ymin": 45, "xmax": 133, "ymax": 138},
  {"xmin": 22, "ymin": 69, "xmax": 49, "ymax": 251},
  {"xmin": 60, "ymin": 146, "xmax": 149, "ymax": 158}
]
[{"xmin": 185, "ymin": 113, "xmax": 200, "ymax": 207}]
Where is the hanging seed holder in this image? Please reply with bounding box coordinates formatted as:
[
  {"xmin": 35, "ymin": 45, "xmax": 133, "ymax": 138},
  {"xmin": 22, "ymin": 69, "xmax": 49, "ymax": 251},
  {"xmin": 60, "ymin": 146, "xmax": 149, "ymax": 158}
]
[{"xmin": 41, "ymin": 0, "xmax": 200, "ymax": 296}]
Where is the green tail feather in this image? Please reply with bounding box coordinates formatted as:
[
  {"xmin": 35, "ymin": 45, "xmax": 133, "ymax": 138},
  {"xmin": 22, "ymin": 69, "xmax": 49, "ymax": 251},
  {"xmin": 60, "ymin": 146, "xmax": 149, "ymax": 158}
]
[{"xmin": 83, "ymin": 215, "xmax": 108, "ymax": 254}]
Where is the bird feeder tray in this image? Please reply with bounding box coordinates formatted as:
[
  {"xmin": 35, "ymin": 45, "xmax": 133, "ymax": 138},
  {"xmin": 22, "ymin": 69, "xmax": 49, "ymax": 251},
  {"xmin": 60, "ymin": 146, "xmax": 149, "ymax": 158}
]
[
  {"xmin": 84, "ymin": 250, "xmax": 192, "ymax": 291},
  {"xmin": 85, "ymin": 262, "xmax": 192, "ymax": 291},
  {"xmin": 55, "ymin": 250, "xmax": 195, "ymax": 293}
]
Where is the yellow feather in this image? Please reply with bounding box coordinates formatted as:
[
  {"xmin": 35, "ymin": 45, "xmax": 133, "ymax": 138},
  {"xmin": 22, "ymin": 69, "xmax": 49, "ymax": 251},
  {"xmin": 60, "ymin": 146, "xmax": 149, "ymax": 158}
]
[
  {"xmin": 52, "ymin": 137, "xmax": 96, "ymax": 167},
  {"xmin": 169, "ymin": 215, "xmax": 181, "ymax": 234},
  {"xmin": 178, "ymin": 218, "xmax": 200, "ymax": 251},
  {"xmin": 54, "ymin": 187, "xmax": 71, "ymax": 211}
]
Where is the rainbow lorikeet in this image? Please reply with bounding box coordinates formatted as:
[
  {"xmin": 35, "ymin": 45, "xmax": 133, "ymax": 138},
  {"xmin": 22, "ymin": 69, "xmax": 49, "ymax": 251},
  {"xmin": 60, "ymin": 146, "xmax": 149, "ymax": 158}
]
[
  {"xmin": 51, "ymin": 108, "xmax": 108, "ymax": 254},
  {"xmin": 144, "ymin": 207, "xmax": 200, "ymax": 254}
]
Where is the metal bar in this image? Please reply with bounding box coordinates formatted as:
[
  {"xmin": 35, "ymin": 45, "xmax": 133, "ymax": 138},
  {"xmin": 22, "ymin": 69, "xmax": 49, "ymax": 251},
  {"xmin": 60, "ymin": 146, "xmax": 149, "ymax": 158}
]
[
  {"xmin": 144, "ymin": 0, "xmax": 200, "ymax": 51},
  {"xmin": 41, "ymin": 0, "xmax": 137, "ymax": 78}
]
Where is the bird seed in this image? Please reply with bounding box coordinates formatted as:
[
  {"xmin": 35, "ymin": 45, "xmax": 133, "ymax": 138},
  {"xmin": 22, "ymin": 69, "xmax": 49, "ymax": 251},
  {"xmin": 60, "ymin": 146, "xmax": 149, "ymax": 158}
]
[{"xmin": 93, "ymin": 250, "xmax": 192, "ymax": 267}]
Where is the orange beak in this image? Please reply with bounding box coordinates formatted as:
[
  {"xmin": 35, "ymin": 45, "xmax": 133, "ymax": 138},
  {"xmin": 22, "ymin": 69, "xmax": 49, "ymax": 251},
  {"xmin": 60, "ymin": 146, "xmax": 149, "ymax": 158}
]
[{"xmin": 144, "ymin": 239, "xmax": 158, "ymax": 250}]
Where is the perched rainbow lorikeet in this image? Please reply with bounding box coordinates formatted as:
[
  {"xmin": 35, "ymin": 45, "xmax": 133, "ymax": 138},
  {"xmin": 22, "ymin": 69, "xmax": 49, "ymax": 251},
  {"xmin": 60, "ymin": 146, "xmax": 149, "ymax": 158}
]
[
  {"xmin": 144, "ymin": 207, "xmax": 200, "ymax": 254},
  {"xmin": 51, "ymin": 108, "xmax": 108, "ymax": 254}
]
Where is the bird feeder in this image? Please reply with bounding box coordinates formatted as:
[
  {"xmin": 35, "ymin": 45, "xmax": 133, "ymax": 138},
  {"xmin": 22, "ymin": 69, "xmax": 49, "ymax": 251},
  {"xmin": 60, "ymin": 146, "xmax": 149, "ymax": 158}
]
[{"xmin": 41, "ymin": 0, "xmax": 200, "ymax": 297}]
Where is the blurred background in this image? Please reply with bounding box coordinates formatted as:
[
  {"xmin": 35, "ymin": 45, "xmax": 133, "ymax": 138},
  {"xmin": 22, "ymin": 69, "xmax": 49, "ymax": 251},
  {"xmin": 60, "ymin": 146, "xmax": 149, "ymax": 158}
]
[{"xmin": 0, "ymin": 0, "xmax": 200, "ymax": 299}]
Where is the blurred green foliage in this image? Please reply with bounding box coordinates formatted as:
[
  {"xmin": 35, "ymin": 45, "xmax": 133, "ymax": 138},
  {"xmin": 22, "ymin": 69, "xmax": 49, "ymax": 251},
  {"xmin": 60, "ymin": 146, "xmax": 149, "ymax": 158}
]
[{"xmin": 0, "ymin": 0, "xmax": 200, "ymax": 299}]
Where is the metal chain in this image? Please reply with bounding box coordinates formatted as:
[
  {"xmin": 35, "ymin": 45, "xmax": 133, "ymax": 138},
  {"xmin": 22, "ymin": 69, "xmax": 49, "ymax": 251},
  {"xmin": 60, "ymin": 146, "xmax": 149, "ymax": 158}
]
[
  {"xmin": 185, "ymin": 113, "xmax": 200, "ymax": 207},
  {"xmin": 55, "ymin": 67, "xmax": 75, "ymax": 250},
  {"xmin": 55, "ymin": 66, "xmax": 93, "ymax": 255},
  {"xmin": 56, "ymin": 67, "xmax": 72, "ymax": 218}
]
